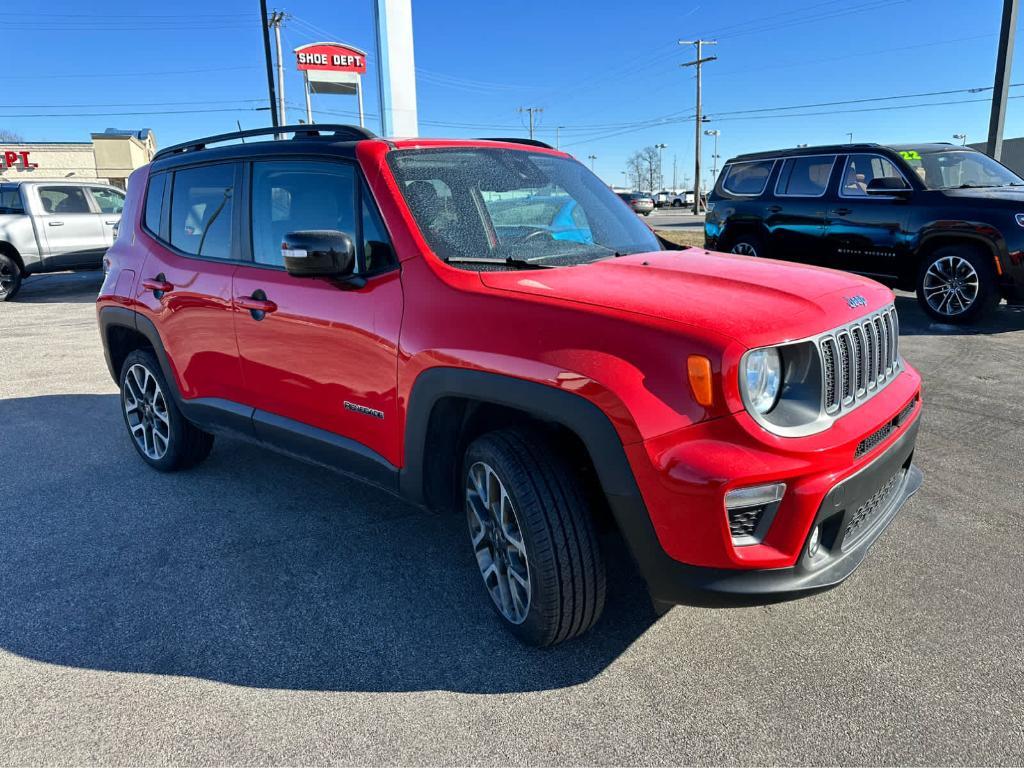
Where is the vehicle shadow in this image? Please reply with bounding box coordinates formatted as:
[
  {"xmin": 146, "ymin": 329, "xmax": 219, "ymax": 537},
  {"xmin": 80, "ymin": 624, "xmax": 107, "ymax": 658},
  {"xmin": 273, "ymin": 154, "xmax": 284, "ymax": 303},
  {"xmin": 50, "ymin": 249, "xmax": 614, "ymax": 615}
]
[
  {"xmin": 894, "ymin": 291, "xmax": 1024, "ymax": 336},
  {"xmin": 13, "ymin": 270, "xmax": 103, "ymax": 304},
  {"xmin": 0, "ymin": 393, "xmax": 661, "ymax": 694}
]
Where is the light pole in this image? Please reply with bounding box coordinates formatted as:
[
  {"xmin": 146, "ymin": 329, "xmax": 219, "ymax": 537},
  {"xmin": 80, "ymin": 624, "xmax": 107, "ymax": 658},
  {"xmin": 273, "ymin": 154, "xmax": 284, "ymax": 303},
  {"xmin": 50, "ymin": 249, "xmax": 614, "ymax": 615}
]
[
  {"xmin": 846, "ymin": 132, "xmax": 854, "ymax": 144},
  {"xmin": 654, "ymin": 143, "xmax": 667, "ymax": 192},
  {"xmin": 555, "ymin": 126, "xmax": 565, "ymax": 149},
  {"xmin": 587, "ymin": 154, "xmax": 597, "ymax": 172},
  {"xmin": 703, "ymin": 129, "xmax": 720, "ymax": 187},
  {"xmin": 621, "ymin": 170, "xmax": 628, "ymax": 188},
  {"xmin": 954, "ymin": 133, "xmax": 968, "ymax": 146}
]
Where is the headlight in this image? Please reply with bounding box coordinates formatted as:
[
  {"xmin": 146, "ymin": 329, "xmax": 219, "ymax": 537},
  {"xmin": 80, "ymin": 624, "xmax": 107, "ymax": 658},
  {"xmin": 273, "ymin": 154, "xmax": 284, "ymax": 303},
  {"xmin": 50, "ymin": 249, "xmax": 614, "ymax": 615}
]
[{"xmin": 742, "ymin": 347, "xmax": 782, "ymax": 414}]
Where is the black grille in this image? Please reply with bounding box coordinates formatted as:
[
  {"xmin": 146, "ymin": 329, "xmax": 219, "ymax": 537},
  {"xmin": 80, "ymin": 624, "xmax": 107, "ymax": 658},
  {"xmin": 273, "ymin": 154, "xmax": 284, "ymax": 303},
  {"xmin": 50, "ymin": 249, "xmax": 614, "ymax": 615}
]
[
  {"xmin": 837, "ymin": 332, "xmax": 853, "ymax": 403},
  {"xmin": 845, "ymin": 470, "xmax": 904, "ymax": 542},
  {"xmin": 821, "ymin": 338, "xmax": 838, "ymax": 412},
  {"xmin": 855, "ymin": 395, "xmax": 920, "ymax": 459},
  {"xmin": 728, "ymin": 505, "xmax": 765, "ymax": 538}
]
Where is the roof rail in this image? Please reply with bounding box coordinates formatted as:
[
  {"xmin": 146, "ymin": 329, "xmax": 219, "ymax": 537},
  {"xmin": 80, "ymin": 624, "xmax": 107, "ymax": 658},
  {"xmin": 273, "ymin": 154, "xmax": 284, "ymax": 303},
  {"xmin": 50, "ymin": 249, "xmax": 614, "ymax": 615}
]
[
  {"xmin": 153, "ymin": 124, "xmax": 377, "ymax": 161},
  {"xmin": 477, "ymin": 137, "xmax": 555, "ymax": 150}
]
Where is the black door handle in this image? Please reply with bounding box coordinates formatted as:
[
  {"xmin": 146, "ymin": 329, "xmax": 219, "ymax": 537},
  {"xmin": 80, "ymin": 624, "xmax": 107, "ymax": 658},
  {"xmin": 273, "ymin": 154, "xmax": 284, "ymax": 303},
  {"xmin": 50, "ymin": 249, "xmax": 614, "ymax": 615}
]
[
  {"xmin": 834, "ymin": 207, "xmax": 853, "ymax": 216},
  {"xmin": 767, "ymin": 205, "xmax": 782, "ymax": 213},
  {"xmin": 235, "ymin": 289, "xmax": 277, "ymax": 321}
]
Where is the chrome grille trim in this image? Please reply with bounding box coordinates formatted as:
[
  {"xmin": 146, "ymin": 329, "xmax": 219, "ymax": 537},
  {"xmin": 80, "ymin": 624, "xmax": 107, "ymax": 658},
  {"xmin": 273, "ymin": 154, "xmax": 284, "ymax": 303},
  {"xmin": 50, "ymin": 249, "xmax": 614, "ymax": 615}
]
[{"xmin": 819, "ymin": 305, "xmax": 901, "ymax": 421}]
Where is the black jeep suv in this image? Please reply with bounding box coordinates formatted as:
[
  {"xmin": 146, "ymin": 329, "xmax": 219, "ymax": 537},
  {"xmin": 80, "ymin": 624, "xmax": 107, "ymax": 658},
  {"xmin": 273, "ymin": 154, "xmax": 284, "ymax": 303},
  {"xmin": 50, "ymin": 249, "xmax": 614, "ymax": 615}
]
[{"xmin": 704, "ymin": 142, "xmax": 1024, "ymax": 323}]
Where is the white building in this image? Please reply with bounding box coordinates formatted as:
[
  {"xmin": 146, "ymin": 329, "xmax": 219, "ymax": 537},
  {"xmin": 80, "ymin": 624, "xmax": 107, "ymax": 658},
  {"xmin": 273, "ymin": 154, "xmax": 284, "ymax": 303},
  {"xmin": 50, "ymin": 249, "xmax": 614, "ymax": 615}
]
[{"xmin": 0, "ymin": 129, "xmax": 156, "ymax": 188}]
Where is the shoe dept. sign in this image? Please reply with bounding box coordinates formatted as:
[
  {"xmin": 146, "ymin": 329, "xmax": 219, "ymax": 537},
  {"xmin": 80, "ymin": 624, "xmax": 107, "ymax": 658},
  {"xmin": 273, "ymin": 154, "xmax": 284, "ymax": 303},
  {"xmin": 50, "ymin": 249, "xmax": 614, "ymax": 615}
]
[{"xmin": 294, "ymin": 42, "xmax": 368, "ymax": 126}]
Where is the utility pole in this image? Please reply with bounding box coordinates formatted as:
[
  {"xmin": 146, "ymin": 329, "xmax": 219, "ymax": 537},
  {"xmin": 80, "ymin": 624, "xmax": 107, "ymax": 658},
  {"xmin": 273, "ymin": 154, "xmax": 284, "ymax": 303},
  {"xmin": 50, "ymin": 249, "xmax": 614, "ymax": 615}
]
[
  {"xmin": 680, "ymin": 39, "xmax": 716, "ymax": 215},
  {"xmin": 587, "ymin": 154, "xmax": 597, "ymax": 172},
  {"xmin": 518, "ymin": 107, "xmax": 543, "ymax": 140},
  {"xmin": 704, "ymin": 129, "xmax": 720, "ymax": 184},
  {"xmin": 269, "ymin": 10, "xmax": 287, "ymax": 127},
  {"xmin": 655, "ymin": 143, "xmax": 667, "ymax": 191},
  {"xmin": 988, "ymin": 0, "xmax": 1019, "ymax": 160},
  {"xmin": 672, "ymin": 154, "xmax": 678, "ymax": 192},
  {"xmin": 259, "ymin": 0, "xmax": 279, "ymax": 128}
]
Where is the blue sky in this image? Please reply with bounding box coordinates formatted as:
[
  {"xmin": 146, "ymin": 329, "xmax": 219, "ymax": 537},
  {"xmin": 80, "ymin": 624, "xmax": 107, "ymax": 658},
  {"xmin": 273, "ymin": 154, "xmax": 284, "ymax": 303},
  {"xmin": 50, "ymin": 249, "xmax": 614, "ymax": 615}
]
[{"xmin": 3, "ymin": 0, "xmax": 1022, "ymax": 187}]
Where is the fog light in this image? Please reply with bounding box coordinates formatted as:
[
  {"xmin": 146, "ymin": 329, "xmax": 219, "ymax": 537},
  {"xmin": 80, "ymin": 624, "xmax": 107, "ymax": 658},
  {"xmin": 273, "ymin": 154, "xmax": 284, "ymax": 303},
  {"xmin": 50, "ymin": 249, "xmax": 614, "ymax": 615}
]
[{"xmin": 808, "ymin": 524, "xmax": 821, "ymax": 557}]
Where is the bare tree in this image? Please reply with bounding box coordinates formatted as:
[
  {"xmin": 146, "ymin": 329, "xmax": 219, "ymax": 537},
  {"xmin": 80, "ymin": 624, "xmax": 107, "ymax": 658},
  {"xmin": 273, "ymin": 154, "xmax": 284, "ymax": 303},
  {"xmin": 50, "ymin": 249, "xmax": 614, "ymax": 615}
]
[
  {"xmin": 0, "ymin": 129, "xmax": 24, "ymax": 143},
  {"xmin": 639, "ymin": 146, "xmax": 662, "ymax": 193},
  {"xmin": 626, "ymin": 152, "xmax": 644, "ymax": 191}
]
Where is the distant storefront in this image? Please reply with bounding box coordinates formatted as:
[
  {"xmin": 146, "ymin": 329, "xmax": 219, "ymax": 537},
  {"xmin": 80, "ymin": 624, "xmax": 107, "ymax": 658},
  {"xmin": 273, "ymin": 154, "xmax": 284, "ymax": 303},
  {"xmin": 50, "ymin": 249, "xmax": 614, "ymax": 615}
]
[{"xmin": 0, "ymin": 128, "xmax": 156, "ymax": 189}]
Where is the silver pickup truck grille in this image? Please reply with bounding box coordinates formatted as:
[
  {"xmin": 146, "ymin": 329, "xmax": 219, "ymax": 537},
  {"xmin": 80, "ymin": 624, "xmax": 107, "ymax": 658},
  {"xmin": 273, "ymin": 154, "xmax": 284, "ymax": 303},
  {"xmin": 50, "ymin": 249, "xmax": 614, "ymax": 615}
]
[{"xmin": 819, "ymin": 306, "xmax": 900, "ymax": 415}]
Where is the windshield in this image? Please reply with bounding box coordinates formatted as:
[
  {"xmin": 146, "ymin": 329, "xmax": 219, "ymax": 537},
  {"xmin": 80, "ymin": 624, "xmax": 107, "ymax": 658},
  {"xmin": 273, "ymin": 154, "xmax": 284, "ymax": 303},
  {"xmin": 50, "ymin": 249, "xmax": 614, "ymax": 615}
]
[
  {"xmin": 897, "ymin": 149, "xmax": 1024, "ymax": 190},
  {"xmin": 388, "ymin": 148, "xmax": 660, "ymax": 269}
]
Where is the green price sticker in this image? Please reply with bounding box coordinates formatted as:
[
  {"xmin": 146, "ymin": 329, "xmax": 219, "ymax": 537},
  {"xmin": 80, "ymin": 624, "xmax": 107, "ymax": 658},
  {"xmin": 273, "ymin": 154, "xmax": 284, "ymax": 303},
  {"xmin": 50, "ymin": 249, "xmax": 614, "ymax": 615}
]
[{"xmin": 899, "ymin": 150, "xmax": 922, "ymax": 161}]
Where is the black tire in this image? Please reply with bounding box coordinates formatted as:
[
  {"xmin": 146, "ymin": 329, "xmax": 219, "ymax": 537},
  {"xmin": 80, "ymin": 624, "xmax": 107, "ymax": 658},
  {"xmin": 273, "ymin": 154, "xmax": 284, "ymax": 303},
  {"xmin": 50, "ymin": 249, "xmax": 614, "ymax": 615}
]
[
  {"xmin": 916, "ymin": 244, "xmax": 1000, "ymax": 324},
  {"xmin": 726, "ymin": 233, "xmax": 766, "ymax": 258},
  {"xmin": 462, "ymin": 427, "xmax": 605, "ymax": 647},
  {"xmin": 0, "ymin": 253, "xmax": 22, "ymax": 301},
  {"xmin": 671, "ymin": 199, "xmax": 682, "ymax": 207},
  {"xmin": 119, "ymin": 349, "xmax": 214, "ymax": 471}
]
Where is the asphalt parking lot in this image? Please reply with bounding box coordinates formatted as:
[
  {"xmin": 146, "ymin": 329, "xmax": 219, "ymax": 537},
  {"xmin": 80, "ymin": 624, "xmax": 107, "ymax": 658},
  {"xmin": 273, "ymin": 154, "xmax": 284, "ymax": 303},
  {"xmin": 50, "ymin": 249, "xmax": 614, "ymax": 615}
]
[{"xmin": 1, "ymin": 270, "xmax": 1022, "ymax": 765}]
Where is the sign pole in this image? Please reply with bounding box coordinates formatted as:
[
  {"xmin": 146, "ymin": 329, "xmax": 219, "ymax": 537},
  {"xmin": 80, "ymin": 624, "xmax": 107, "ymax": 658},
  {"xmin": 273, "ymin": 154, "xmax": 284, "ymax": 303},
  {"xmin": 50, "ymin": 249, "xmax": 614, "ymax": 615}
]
[
  {"xmin": 304, "ymin": 72, "xmax": 313, "ymax": 123},
  {"xmin": 357, "ymin": 80, "xmax": 365, "ymax": 128}
]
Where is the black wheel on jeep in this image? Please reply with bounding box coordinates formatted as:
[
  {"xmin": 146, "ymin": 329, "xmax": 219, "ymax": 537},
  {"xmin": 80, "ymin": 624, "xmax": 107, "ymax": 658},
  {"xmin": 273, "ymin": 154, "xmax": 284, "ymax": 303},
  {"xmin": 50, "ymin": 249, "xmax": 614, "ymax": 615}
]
[
  {"xmin": 727, "ymin": 234, "xmax": 766, "ymax": 258},
  {"xmin": 0, "ymin": 254, "xmax": 22, "ymax": 301},
  {"xmin": 119, "ymin": 349, "xmax": 214, "ymax": 471},
  {"xmin": 463, "ymin": 428, "xmax": 605, "ymax": 646},
  {"xmin": 916, "ymin": 244, "xmax": 1000, "ymax": 324}
]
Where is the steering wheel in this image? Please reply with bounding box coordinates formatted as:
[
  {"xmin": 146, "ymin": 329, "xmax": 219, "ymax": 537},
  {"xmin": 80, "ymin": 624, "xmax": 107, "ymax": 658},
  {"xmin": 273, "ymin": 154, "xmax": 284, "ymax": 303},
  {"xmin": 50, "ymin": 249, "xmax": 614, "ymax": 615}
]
[{"xmin": 523, "ymin": 228, "xmax": 555, "ymax": 243}]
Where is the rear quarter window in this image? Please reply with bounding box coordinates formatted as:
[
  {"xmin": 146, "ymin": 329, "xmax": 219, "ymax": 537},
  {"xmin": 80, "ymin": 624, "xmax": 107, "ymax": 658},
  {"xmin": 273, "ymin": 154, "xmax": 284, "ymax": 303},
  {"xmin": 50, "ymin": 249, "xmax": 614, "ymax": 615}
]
[
  {"xmin": 721, "ymin": 160, "xmax": 775, "ymax": 196},
  {"xmin": 144, "ymin": 173, "xmax": 166, "ymax": 236}
]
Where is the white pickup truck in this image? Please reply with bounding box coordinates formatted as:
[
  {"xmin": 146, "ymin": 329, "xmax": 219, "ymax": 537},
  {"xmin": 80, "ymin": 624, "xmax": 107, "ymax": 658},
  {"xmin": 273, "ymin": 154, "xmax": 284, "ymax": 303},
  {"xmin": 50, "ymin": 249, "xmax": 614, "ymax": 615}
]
[{"xmin": 0, "ymin": 180, "xmax": 124, "ymax": 301}]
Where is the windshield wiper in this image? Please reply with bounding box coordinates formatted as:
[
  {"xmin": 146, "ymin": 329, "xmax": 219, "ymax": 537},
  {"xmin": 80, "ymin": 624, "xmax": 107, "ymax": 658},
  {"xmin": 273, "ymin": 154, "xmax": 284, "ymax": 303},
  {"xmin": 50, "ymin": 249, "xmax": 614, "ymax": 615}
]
[{"xmin": 446, "ymin": 256, "xmax": 552, "ymax": 269}]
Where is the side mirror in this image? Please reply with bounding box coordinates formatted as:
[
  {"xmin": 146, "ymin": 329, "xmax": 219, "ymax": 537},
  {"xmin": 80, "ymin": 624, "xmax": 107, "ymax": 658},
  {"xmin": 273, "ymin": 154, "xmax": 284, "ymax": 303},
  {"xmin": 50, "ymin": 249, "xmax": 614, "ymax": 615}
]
[
  {"xmin": 866, "ymin": 177, "xmax": 912, "ymax": 197},
  {"xmin": 282, "ymin": 230, "xmax": 356, "ymax": 278}
]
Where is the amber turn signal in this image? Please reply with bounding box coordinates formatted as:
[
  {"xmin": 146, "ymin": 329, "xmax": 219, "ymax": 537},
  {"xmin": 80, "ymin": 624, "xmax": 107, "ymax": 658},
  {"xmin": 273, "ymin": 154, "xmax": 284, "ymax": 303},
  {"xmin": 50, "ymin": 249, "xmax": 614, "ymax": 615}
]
[{"xmin": 687, "ymin": 355, "xmax": 714, "ymax": 407}]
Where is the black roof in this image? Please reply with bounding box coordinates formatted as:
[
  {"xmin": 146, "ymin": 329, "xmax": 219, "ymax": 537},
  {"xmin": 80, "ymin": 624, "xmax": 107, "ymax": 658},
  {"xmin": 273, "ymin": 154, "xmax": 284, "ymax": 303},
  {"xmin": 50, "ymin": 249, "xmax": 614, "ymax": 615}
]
[{"xmin": 726, "ymin": 141, "xmax": 966, "ymax": 164}]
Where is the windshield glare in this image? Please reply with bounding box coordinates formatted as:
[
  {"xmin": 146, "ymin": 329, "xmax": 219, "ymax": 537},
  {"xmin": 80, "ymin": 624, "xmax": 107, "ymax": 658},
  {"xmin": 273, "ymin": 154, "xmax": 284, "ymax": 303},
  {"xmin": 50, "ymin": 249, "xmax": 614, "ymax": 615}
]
[
  {"xmin": 388, "ymin": 148, "xmax": 661, "ymax": 269},
  {"xmin": 900, "ymin": 149, "xmax": 1024, "ymax": 190}
]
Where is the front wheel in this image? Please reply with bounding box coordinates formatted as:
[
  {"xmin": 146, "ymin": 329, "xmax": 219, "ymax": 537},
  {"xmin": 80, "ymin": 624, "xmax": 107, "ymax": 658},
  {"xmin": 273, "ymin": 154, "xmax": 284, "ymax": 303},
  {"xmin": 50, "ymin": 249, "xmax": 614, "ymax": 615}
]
[
  {"xmin": 463, "ymin": 428, "xmax": 605, "ymax": 646},
  {"xmin": 0, "ymin": 254, "xmax": 22, "ymax": 301},
  {"xmin": 916, "ymin": 245, "xmax": 1000, "ymax": 324},
  {"xmin": 671, "ymin": 199, "xmax": 682, "ymax": 207},
  {"xmin": 119, "ymin": 350, "xmax": 214, "ymax": 471}
]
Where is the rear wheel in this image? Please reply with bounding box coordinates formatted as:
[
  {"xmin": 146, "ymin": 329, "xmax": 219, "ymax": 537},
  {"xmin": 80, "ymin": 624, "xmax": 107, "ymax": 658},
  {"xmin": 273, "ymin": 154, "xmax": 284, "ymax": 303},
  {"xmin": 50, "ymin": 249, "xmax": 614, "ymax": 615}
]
[
  {"xmin": 119, "ymin": 350, "xmax": 214, "ymax": 471},
  {"xmin": 0, "ymin": 254, "xmax": 22, "ymax": 301},
  {"xmin": 463, "ymin": 428, "xmax": 605, "ymax": 646},
  {"xmin": 727, "ymin": 234, "xmax": 766, "ymax": 258},
  {"xmin": 916, "ymin": 244, "xmax": 1000, "ymax": 324},
  {"xmin": 671, "ymin": 199, "xmax": 683, "ymax": 207}
]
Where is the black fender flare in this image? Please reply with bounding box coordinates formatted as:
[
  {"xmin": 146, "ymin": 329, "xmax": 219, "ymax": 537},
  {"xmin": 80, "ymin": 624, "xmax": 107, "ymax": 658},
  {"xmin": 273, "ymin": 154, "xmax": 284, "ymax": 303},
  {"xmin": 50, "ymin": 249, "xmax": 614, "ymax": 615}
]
[
  {"xmin": 97, "ymin": 306, "xmax": 180, "ymax": 396},
  {"xmin": 399, "ymin": 368, "xmax": 681, "ymax": 599}
]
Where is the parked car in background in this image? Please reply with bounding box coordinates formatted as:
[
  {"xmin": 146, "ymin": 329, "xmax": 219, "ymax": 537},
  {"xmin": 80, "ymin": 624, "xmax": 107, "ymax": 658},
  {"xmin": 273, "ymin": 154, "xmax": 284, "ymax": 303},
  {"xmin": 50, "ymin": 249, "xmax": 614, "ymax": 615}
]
[
  {"xmin": 652, "ymin": 191, "xmax": 671, "ymax": 208},
  {"xmin": 617, "ymin": 191, "xmax": 654, "ymax": 215},
  {"xmin": 705, "ymin": 142, "xmax": 1024, "ymax": 323},
  {"xmin": 0, "ymin": 180, "xmax": 124, "ymax": 300},
  {"xmin": 98, "ymin": 125, "xmax": 922, "ymax": 647}
]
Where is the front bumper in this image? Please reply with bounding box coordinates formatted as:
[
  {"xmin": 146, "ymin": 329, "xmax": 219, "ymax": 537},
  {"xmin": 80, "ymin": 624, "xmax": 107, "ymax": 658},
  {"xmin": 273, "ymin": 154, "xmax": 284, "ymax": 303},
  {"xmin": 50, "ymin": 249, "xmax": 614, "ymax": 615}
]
[{"xmin": 646, "ymin": 418, "xmax": 921, "ymax": 598}]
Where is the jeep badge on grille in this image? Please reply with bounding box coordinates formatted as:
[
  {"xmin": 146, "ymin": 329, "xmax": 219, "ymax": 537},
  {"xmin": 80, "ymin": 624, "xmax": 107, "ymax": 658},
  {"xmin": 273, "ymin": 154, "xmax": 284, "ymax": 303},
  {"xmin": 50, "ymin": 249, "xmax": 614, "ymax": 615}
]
[{"xmin": 846, "ymin": 295, "xmax": 867, "ymax": 309}]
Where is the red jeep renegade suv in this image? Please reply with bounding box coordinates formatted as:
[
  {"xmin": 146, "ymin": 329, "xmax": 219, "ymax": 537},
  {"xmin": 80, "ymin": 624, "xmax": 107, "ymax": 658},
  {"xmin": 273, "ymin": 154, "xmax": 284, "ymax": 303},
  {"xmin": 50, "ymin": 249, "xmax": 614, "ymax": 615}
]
[{"xmin": 97, "ymin": 125, "xmax": 924, "ymax": 646}]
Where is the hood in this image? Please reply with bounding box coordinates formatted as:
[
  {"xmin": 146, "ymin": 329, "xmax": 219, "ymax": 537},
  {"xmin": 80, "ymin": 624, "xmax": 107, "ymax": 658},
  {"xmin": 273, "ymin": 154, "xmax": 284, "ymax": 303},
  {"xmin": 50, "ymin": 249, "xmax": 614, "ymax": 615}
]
[
  {"xmin": 941, "ymin": 186, "xmax": 1024, "ymax": 203},
  {"xmin": 478, "ymin": 249, "xmax": 894, "ymax": 348}
]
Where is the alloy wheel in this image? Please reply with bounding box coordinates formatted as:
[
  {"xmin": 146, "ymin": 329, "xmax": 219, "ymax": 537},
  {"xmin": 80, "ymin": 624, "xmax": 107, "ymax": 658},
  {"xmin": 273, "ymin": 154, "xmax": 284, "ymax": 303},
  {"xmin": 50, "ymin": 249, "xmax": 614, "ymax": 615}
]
[
  {"xmin": 731, "ymin": 242, "xmax": 758, "ymax": 257},
  {"xmin": 0, "ymin": 261, "xmax": 16, "ymax": 297},
  {"xmin": 466, "ymin": 461, "xmax": 531, "ymax": 624},
  {"xmin": 123, "ymin": 363, "xmax": 171, "ymax": 460},
  {"xmin": 922, "ymin": 255, "xmax": 980, "ymax": 317}
]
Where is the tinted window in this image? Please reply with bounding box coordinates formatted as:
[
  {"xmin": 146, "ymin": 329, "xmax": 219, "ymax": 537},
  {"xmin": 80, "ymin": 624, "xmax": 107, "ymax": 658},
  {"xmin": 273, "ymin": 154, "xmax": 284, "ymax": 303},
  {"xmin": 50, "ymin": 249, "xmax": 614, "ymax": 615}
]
[
  {"xmin": 89, "ymin": 187, "xmax": 125, "ymax": 214},
  {"xmin": 144, "ymin": 173, "xmax": 165, "ymax": 235},
  {"xmin": 721, "ymin": 161, "xmax": 774, "ymax": 196},
  {"xmin": 251, "ymin": 160, "xmax": 356, "ymax": 267},
  {"xmin": 841, "ymin": 154, "xmax": 909, "ymax": 197},
  {"xmin": 170, "ymin": 164, "xmax": 235, "ymax": 259},
  {"xmin": 0, "ymin": 186, "xmax": 24, "ymax": 214},
  {"xmin": 38, "ymin": 186, "xmax": 92, "ymax": 214},
  {"xmin": 361, "ymin": 187, "xmax": 395, "ymax": 273},
  {"xmin": 389, "ymin": 148, "xmax": 658, "ymax": 268},
  {"xmin": 776, "ymin": 156, "xmax": 835, "ymax": 196}
]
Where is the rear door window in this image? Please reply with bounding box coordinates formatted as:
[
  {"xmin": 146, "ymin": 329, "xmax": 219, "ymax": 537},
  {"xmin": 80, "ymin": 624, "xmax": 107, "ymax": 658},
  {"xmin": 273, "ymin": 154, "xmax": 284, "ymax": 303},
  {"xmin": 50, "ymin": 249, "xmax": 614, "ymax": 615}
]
[
  {"xmin": 775, "ymin": 156, "xmax": 835, "ymax": 197},
  {"xmin": 169, "ymin": 164, "xmax": 236, "ymax": 259},
  {"xmin": 720, "ymin": 161, "xmax": 775, "ymax": 196},
  {"xmin": 37, "ymin": 186, "xmax": 92, "ymax": 214},
  {"xmin": 88, "ymin": 187, "xmax": 125, "ymax": 214}
]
